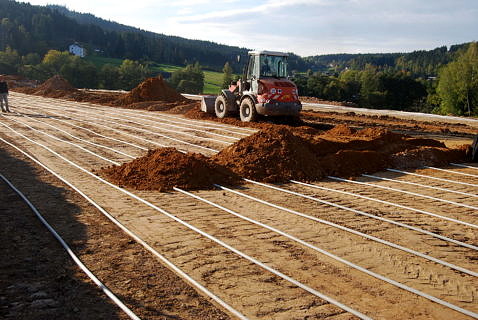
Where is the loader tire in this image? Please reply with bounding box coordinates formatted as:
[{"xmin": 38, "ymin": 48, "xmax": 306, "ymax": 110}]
[
  {"xmin": 215, "ymin": 95, "xmax": 229, "ymax": 118},
  {"xmin": 239, "ymin": 98, "xmax": 257, "ymax": 122}
]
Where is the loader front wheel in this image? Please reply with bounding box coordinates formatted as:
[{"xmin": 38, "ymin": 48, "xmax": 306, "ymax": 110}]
[
  {"xmin": 215, "ymin": 95, "xmax": 229, "ymax": 118},
  {"xmin": 239, "ymin": 98, "xmax": 257, "ymax": 122}
]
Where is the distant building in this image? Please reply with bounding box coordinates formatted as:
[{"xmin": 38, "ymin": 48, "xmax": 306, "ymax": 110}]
[{"xmin": 68, "ymin": 43, "xmax": 85, "ymax": 57}]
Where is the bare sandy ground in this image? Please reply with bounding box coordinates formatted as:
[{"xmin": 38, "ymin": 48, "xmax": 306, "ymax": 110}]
[{"xmin": 0, "ymin": 92, "xmax": 476, "ymax": 319}]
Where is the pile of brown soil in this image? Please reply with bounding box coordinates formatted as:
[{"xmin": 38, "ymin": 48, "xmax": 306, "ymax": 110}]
[
  {"xmin": 33, "ymin": 75, "xmax": 77, "ymax": 97},
  {"xmin": 15, "ymin": 75, "xmax": 78, "ymax": 98},
  {"xmin": 98, "ymin": 148, "xmax": 241, "ymax": 191},
  {"xmin": 116, "ymin": 76, "xmax": 187, "ymax": 105},
  {"xmin": 299, "ymin": 96, "xmax": 357, "ymax": 107},
  {"xmin": 98, "ymin": 125, "xmax": 469, "ymax": 190},
  {"xmin": 125, "ymin": 100, "xmax": 199, "ymax": 113},
  {"xmin": 212, "ymin": 127, "xmax": 324, "ymax": 182},
  {"xmin": 324, "ymin": 124, "xmax": 356, "ymax": 136},
  {"xmin": 0, "ymin": 74, "xmax": 39, "ymax": 88},
  {"xmin": 212, "ymin": 125, "xmax": 469, "ymax": 183},
  {"xmin": 15, "ymin": 75, "xmax": 193, "ymax": 111}
]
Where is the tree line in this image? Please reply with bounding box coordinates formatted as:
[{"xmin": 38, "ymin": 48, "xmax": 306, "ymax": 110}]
[
  {"xmin": 2, "ymin": 0, "xmax": 470, "ymax": 77},
  {"xmin": 301, "ymin": 44, "xmax": 469, "ymax": 77},
  {"xmin": 0, "ymin": 48, "xmax": 151, "ymax": 89},
  {"xmin": 0, "ymin": 47, "xmax": 209, "ymax": 93},
  {"xmin": 294, "ymin": 42, "xmax": 478, "ymax": 116}
]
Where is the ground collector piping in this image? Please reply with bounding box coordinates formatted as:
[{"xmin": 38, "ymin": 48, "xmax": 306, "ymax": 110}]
[
  {"xmin": 0, "ymin": 121, "xmax": 369, "ymax": 319},
  {"xmin": 289, "ymin": 180, "xmax": 478, "ymax": 229},
  {"xmin": 365, "ymin": 172, "xmax": 478, "ymax": 198},
  {"xmin": 0, "ymin": 136, "xmax": 249, "ymax": 320},
  {"xmin": 4, "ymin": 95, "xmax": 478, "ymax": 318},
  {"xmin": 387, "ymin": 168, "xmax": 478, "ymax": 188},
  {"xmin": 177, "ymin": 186, "xmax": 478, "ymax": 319},
  {"xmin": 0, "ymin": 173, "xmax": 142, "ymax": 320}
]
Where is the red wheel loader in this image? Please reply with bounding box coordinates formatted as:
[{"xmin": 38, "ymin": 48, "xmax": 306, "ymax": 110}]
[{"xmin": 201, "ymin": 51, "xmax": 302, "ymax": 122}]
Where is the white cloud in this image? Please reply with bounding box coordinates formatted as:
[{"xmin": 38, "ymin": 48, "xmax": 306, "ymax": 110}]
[{"xmin": 175, "ymin": 0, "xmax": 326, "ymax": 22}]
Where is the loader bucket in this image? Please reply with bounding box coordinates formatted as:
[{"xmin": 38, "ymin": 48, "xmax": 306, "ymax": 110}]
[{"xmin": 201, "ymin": 96, "xmax": 216, "ymax": 114}]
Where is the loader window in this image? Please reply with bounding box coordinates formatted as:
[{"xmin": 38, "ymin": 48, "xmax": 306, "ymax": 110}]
[
  {"xmin": 260, "ymin": 55, "xmax": 288, "ymax": 78},
  {"xmin": 246, "ymin": 56, "xmax": 255, "ymax": 79}
]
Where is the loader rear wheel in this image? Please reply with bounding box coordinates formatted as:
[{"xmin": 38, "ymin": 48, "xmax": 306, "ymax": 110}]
[
  {"xmin": 239, "ymin": 98, "xmax": 257, "ymax": 122},
  {"xmin": 215, "ymin": 95, "xmax": 229, "ymax": 118}
]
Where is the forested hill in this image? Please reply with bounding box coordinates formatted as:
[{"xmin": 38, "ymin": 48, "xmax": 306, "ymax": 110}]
[
  {"xmin": 45, "ymin": 4, "xmax": 310, "ymax": 73},
  {"xmin": 0, "ymin": 0, "xmax": 249, "ymax": 70},
  {"xmin": 47, "ymin": 5, "xmax": 148, "ymax": 34},
  {"xmin": 304, "ymin": 43, "xmax": 470, "ymax": 77},
  {"xmin": 38, "ymin": 5, "xmax": 475, "ymax": 76},
  {"xmin": 0, "ymin": 0, "xmax": 473, "ymax": 76}
]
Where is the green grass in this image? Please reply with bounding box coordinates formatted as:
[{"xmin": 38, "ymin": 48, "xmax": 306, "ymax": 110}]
[
  {"xmin": 84, "ymin": 56, "xmax": 123, "ymax": 67},
  {"xmin": 85, "ymin": 56, "xmax": 226, "ymax": 94},
  {"xmin": 204, "ymin": 82, "xmax": 222, "ymax": 95},
  {"xmin": 156, "ymin": 63, "xmax": 182, "ymax": 73}
]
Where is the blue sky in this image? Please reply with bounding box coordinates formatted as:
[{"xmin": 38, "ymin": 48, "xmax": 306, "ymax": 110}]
[{"xmin": 26, "ymin": 0, "xmax": 477, "ymax": 56}]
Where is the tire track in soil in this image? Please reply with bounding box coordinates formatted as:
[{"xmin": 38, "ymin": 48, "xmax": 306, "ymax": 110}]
[
  {"xmin": 138, "ymin": 190, "xmax": 474, "ymax": 319},
  {"xmin": 210, "ymin": 183, "xmax": 478, "ymax": 312},
  {"xmin": 14, "ymin": 98, "xmax": 226, "ymax": 155}
]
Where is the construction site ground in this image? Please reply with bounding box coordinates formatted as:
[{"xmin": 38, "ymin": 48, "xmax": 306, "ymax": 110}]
[{"xmin": 1, "ymin": 91, "xmax": 477, "ymax": 319}]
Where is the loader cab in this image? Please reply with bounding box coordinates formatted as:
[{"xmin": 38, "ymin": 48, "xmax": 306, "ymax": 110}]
[{"xmin": 244, "ymin": 51, "xmax": 289, "ymax": 93}]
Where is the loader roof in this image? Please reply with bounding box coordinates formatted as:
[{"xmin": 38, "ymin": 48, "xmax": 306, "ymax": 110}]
[{"xmin": 248, "ymin": 50, "xmax": 289, "ymax": 57}]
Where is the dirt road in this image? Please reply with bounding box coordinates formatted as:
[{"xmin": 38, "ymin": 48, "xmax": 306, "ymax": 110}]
[{"xmin": 1, "ymin": 92, "xmax": 477, "ymax": 319}]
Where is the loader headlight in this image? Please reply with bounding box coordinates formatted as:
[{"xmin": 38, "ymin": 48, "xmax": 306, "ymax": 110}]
[{"xmin": 270, "ymin": 88, "xmax": 276, "ymax": 94}]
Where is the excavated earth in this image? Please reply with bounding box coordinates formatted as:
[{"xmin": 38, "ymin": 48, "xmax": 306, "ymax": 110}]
[
  {"xmin": 98, "ymin": 125, "xmax": 470, "ymax": 190},
  {"xmin": 212, "ymin": 125, "xmax": 469, "ymax": 183},
  {"xmin": 98, "ymin": 148, "xmax": 241, "ymax": 191},
  {"xmin": 15, "ymin": 75, "xmax": 197, "ymax": 112}
]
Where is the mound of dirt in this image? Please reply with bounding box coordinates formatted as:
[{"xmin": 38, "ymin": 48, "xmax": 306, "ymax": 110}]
[
  {"xmin": 125, "ymin": 100, "xmax": 199, "ymax": 113},
  {"xmin": 0, "ymin": 74, "xmax": 38, "ymax": 88},
  {"xmin": 389, "ymin": 145, "xmax": 469, "ymax": 169},
  {"xmin": 116, "ymin": 76, "xmax": 187, "ymax": 105},
  {"xmin": 33, "ymin": 75, "xmax": 78, "ymax": 96},
  {"xmin": 98, "ymin": 148, "xmax": 241, "ymax": 191},
  {"xmin": 97, "ymin": 125, "xmax": 469, "ymax": 190},
  {"xmin": 15, "ymin": 75, "xmax": 77, "ymax": 98},
  {"xmin": 212, "ymin": 125, "xmax": 469, "ymax": 183},
  {"xmin": 212, "ymin": 127, "xmax": 324, "ymax": 182},
  {"xmin": 324, "ymin": 124, "xmax": 356, "ymax": 136}
]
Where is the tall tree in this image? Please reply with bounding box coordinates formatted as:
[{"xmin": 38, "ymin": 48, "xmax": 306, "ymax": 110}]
[
  {"xmin": 41, "ymin": 50, "xmax": 71, "ymax": 76},
  {"xmin": 437, "ymin": 42, "xmax": 478, "ymax": 115},
  {"xmin": 0, "ymin": 46, "xmax": 20, "ymax": 73},
  {"xmin": 222, "ymin": 62, "xmax": 233, "ymax": 89},
  {"xmin": 98, "ymin": 64, "xmax": 121, "ymax": 89},
  {"xmin": 118, "ymin": 59, "xmax": 149, "ymax": 90},
  {"xmin": 170, "ymin": 62, "xmax": 204, "ymax": 94}
]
